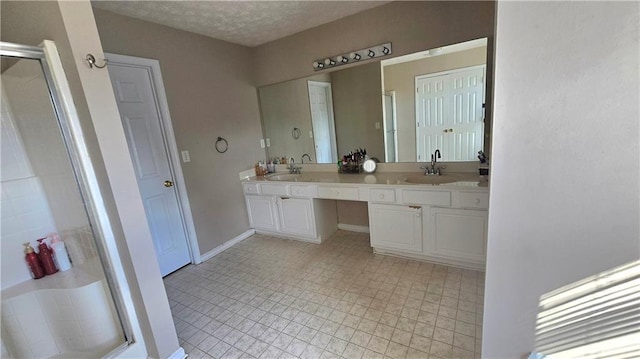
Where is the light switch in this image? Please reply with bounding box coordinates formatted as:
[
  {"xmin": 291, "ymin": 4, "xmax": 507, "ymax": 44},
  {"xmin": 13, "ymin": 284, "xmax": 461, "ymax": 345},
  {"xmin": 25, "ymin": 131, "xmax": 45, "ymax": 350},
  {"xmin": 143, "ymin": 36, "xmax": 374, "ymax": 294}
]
[
  {"xmin": 260, "ymin": 139, "xmax": 265, "ymax": 148},
  {"xmin": 181, "ymin": 150, "xmax": 191, "ymax": 163},
  {"xmin": 309, "ymin": 131, "xmax": 314, "ymax": 138},
  {"xmin": 375, "ymin": 122, "xmax": 381, "ymax": 129}
]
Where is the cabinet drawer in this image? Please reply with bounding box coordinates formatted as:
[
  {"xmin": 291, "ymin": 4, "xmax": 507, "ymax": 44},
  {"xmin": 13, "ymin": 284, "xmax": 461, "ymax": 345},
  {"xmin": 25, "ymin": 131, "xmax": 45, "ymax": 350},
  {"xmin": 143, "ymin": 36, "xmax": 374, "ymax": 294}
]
[
  {"xmin": 458, "ymin": 192, "xmax": 490, "ymax": 209},
  {"xmin": 260, "ymin": 184, "xmax": 288, "ymax": 196},
  {"xmin": 317, "ymin": 186, "xmax": 359, "ymax": 200},
  {"xmin": 290, "ymin": 185, "xmax": 317, "ymax": 198},
  {"xmin": 243, "ymin": 183, "xmax": 260, "ymax": 195},
  {"xmin": 370, "ymin": 188, "xmax": 396, "ymax": 203},
  {"xmin": 402, "ymin": 189, "xmax": 451, "ymax": 207}
]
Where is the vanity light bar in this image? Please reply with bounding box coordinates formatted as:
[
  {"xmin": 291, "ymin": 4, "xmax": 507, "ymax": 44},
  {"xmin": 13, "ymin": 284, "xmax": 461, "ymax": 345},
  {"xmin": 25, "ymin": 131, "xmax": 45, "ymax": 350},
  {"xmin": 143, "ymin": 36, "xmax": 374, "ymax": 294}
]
[{"xmin": 312, "ymin": 42, "xmax": 392, "ymax": 71}]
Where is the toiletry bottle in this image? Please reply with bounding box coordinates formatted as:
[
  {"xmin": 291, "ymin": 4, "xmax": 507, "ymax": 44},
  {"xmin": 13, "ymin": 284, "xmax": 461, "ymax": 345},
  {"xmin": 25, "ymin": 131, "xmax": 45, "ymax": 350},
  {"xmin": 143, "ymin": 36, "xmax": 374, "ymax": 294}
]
[
  {"xmin": 37, "ymin": 238, "xmax": 58, "ymax": 275},
  {"xmin": 24, "ymin": 242, "xmax": 45, "ymax": 279},
  {"xmin": 48, "ymin": 233, "xmax": 72, "ymax": 271}
]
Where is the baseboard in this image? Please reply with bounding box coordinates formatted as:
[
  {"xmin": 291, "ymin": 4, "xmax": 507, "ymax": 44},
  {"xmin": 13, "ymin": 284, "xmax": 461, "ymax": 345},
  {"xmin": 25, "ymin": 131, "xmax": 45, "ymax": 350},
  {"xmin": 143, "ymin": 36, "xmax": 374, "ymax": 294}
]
[
  {"xmin": 200, "ymin": 229, "xmax": 255, "ymax": 262},
  {"xmin": 167, "ymin": 346, "xmax": 187, "ymax": 359},
  {"xmin": 337, "ymin": 223, "xmax": 370, "ymax": 233}
]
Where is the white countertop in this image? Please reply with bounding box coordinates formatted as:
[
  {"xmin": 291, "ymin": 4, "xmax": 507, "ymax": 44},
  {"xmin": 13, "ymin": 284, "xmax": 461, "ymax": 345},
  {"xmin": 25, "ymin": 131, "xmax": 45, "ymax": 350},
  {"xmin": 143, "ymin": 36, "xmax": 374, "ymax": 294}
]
[{"xmin": 241, "ymin": 171, "xmax": 489, "ymax": 190}]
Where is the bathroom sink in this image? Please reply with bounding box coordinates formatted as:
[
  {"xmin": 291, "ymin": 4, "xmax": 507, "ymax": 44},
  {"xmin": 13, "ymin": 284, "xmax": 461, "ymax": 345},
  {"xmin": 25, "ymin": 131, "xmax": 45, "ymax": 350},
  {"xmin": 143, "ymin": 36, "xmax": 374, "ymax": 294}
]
[
  {"xmin": 402, "ymin": 175, "xmax": 459, "ymax": 185},
  {"xmin": 266, "ymin": 173, "xmax": 303, "ymax": 181}
]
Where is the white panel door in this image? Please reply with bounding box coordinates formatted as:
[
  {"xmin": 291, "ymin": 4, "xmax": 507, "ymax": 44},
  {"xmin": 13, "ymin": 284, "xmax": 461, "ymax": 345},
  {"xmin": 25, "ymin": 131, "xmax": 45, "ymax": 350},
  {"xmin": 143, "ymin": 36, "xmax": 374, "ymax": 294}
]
[
  {"xmin": 108, "ymin": 63, "xmax": 191, "ymax": 276},
  {"xmin": 416, "ymin": 75, "xmax": 447, "ymax": 162},
  {"xmin": 416, "ymin": 66, "xmax": 485, "ymax": 162},
  {"xmin": 308, "ymin": 81, "xmax": 337, "ymax": 163},
  {"xmin": 449, "ymin": 67, "xmax": 485, "ymax": 161}
]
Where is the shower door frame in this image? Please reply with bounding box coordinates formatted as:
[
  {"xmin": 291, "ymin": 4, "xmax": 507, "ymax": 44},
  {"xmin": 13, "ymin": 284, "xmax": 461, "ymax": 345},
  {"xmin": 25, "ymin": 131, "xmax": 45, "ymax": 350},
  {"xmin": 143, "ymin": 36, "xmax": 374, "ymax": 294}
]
[{"xmin": 0, "ymin": 41, "xmax": 135, "ymax": 355}]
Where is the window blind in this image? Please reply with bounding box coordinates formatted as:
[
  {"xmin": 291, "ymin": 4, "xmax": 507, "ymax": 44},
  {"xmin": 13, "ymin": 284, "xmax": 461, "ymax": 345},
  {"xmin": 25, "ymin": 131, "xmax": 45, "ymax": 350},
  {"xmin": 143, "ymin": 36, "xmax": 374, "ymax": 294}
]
[{"xmin": 534, "ymin": 260, "xmax": 640, "ymax": 358}]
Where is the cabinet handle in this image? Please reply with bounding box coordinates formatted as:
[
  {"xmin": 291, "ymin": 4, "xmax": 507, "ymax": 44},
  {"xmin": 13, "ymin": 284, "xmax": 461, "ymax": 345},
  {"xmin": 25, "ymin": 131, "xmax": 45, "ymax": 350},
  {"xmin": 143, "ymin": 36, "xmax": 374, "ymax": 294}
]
[
  {"xmin": 409, "ymin": 205, "xmax": 421, "ymax": 210},
  {"xmin": 280, "ymin": 196, "xmax": 290, "ymax": 200}
]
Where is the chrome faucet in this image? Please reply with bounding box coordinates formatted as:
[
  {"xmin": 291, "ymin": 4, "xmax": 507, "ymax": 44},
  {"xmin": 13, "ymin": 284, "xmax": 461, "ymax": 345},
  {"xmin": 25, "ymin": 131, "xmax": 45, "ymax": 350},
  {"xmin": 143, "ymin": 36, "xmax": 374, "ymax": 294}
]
[
  {"xmin": 421, "ymin": 149, "xmax": 445, "ymax": 175},
  {"xmin": 288, "ymin": 157, "xmax": 301, "ymax": 174},
  {"xmin": 301, "ymin": 153, "xmax": 312, "ymax": 164}
]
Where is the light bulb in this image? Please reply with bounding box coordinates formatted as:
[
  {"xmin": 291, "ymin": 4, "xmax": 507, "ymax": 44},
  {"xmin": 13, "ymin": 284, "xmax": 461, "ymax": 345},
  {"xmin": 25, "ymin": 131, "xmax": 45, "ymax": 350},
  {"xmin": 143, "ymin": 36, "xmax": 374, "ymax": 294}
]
[
  {"xmin": 350, "ymin": 52, "xmax": 361, "ymax": 61},
  {"xmin": 382, "ymin": 46, "xmax": 390, "ymax": 55},
  {"xmin": 337, "ymin": 55, "xmax": 348, "ymax": 63},
  {"xmin": 368, "ymin": 49, "xmax": 375, "ymax": 58}
]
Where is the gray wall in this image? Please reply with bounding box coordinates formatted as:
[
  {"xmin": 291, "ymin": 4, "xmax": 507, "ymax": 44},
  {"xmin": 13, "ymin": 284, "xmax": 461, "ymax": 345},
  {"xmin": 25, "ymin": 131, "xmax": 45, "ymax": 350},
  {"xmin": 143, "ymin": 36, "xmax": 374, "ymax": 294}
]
[
  {"xmin": 484, "ymin": 2, "xmax": 639, "ymax": 357},
  {"xmin": 253, "ymin": 1, "xmax": 495, "ymax": 86},
  {"xmin": 93, "ymin": 9, "xmax": 265, "ymax": 255},
  {"xmin": 331, "ymin": 61, "xmax": 384, "ymax": 161}
]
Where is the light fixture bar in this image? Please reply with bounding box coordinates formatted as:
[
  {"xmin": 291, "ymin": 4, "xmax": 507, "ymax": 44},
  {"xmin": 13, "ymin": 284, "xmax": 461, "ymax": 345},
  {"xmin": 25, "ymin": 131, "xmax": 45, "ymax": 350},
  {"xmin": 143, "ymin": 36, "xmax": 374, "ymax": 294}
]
[{"xmin": 312, "ymin": 42, "xmax": 392, "ymax": 71}]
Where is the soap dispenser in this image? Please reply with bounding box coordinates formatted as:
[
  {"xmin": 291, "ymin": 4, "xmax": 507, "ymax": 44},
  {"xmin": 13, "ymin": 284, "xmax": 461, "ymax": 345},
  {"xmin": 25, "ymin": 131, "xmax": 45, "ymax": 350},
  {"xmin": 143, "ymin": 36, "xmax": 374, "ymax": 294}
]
[{"xmin": 24, "ymin": 242, "xmax": 45, "ymax": 279}]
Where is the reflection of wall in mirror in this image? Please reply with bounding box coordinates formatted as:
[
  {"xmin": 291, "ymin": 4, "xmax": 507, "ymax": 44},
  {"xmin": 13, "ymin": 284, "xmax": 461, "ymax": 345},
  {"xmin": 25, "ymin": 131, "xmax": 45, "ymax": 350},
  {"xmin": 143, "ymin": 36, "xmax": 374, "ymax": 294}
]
[
  {"xmin": 332, "ymin": 62, "xmax": 384, "ymax": 161},
  {"xmin": 259, "ymin": 73, "xmax": 330, "ymax": 162},
  {"xmin": 383, "ymin": 46, "xmax": 487, "ymax": 162}
]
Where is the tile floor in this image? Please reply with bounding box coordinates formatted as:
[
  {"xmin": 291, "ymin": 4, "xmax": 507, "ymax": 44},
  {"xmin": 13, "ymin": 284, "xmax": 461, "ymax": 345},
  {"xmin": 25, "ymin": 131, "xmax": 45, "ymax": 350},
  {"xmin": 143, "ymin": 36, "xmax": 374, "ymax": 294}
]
[{"xmin": 164, "ymin": 231, "xmax": 484, "ymax": 359}]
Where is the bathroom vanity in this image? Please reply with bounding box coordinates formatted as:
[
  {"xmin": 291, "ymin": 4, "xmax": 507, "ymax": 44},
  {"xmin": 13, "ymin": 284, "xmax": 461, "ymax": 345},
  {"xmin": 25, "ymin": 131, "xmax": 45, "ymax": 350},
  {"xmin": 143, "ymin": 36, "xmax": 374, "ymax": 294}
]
[{"xmin": 241, "ymin": 171, "xmax": 489, "ymax": 271}]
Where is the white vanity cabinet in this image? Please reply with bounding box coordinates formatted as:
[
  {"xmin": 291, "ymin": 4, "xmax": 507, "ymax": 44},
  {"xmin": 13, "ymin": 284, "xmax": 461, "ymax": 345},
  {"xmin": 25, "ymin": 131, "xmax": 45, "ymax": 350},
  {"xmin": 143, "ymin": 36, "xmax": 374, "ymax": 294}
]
[
  {"xmin": 245, "ymin": 195, "xmax": 279, "ymax": 232},
  {"xmin": 428, "ymin": 207, "xmax": 487, "ymax": 265},
  {"xmin": 276, "ymin": 197, "xmax": 315, "ymax": 237},
  {"xmin": 242, "ymin": 175, "xmax": 489, "ymax": 270},
  {"xmin": 369, "ymin": 203, "xmax": 423, "ymax": 252},
  {"xmin": 242, "ymin": 182, "xmax": 336, "ymax": 243}
]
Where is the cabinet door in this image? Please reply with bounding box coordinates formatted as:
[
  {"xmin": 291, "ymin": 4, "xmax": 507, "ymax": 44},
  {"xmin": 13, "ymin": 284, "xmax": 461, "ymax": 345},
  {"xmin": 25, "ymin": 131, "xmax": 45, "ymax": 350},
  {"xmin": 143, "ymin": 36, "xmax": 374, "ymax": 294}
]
[
  {"xmin": 369, "ymin": 203, "xmax": 423, "ymax": 252},
  {"xmin": 429, "ymin": 208, "xmax": 487, "ymax": 263},
  {"xmin": 277, "ymin": 197, "xmax": 315, "ymax": 237},
  {"xmin": 246, "ymin": 195, "xmax": 279, "ymax": 231}
]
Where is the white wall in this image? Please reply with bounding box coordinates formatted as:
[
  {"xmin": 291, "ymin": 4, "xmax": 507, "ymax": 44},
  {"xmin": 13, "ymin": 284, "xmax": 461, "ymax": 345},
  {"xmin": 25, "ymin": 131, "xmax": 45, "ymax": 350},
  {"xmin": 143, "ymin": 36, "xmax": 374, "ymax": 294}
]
[{"xmin": 483, "ymin": 2, "xmax": 639, "ymax": 357}]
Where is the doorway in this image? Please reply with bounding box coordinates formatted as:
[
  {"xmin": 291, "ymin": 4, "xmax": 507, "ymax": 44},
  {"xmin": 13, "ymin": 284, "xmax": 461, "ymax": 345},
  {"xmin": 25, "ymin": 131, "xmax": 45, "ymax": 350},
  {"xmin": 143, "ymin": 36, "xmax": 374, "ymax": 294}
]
[
  {"xmin": 106, "ymin": 54, "xmax": 199, "ymax": 276},
  {"xmin": 307, "ymin": 81, "xmax": 338, "ymax": 163}
]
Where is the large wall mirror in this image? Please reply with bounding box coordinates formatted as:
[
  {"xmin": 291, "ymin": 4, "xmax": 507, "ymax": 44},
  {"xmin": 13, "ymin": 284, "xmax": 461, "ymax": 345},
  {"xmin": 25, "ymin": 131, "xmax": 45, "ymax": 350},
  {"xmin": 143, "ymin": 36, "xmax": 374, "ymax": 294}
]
[{"xmin": 258, "ymin": 37, "xmax": 490, "ymax": 164}]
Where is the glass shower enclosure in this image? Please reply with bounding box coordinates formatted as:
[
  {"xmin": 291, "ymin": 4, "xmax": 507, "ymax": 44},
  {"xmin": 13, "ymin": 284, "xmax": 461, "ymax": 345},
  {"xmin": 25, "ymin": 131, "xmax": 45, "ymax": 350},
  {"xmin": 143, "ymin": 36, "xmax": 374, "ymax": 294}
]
[{"xmin": 1, "ymin": 41, "xmax": 132, "ymax": 358}]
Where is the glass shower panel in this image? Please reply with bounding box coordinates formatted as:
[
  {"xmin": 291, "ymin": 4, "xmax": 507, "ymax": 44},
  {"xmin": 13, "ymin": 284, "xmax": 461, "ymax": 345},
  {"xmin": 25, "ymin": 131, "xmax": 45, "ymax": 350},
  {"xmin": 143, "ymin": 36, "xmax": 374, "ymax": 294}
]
[{"xmin": 1, "ymin": 55, "xmax": 126, "ymax": 357}]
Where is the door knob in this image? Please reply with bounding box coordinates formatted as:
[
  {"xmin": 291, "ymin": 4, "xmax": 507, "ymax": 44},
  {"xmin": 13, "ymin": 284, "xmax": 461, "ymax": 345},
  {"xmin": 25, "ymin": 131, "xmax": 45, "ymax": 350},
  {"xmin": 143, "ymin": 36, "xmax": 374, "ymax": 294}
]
[{"xmin": 164, "ymin": 180, "xmax": 174, "ymax": 187}]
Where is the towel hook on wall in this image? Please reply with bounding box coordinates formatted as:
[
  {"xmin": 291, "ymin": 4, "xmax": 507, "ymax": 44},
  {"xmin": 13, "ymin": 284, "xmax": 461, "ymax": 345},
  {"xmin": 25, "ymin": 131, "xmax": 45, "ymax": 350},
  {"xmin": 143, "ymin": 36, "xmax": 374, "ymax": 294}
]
[{"xmin": 85, "ymin": 54, "xmax": 108, "ymax": 69}]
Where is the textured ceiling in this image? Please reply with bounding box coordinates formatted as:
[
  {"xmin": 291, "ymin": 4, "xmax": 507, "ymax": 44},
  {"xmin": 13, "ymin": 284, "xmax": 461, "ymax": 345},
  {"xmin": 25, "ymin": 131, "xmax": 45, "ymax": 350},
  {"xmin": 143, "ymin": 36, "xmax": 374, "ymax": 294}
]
[{"xmin": 91, "ymin": 1, "xmax": 391, "ymax": 47}]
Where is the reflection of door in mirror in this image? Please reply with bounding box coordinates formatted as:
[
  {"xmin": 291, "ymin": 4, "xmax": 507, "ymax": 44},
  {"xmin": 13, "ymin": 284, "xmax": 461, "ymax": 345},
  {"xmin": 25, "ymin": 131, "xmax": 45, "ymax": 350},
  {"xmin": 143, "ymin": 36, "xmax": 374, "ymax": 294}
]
[
  {"xmin": 383, "ymin": 92, "xmax": 398, "ymax": 162},
  {"xmin": 416, "ymin": 65, "xmax": 485, "ymax": 162},
  {"xmin": 307, "ymin": 81, "xmax": 337, "ymax": 163}
]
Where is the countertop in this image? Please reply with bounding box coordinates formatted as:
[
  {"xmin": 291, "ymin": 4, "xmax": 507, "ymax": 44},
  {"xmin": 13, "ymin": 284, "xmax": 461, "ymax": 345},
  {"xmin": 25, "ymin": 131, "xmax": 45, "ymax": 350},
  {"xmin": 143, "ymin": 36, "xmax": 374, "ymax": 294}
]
[{"xmin": 241, "ymin": 171, "xmax": 489, "ymax": 190}]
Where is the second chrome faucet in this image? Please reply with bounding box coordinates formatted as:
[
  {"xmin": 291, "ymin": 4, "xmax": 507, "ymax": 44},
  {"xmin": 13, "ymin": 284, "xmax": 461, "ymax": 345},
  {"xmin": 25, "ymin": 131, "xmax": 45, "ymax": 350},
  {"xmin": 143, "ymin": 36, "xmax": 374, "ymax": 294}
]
[{"xmin": 421, "ymin": 149, "xmax": 445, "ymax": 175}]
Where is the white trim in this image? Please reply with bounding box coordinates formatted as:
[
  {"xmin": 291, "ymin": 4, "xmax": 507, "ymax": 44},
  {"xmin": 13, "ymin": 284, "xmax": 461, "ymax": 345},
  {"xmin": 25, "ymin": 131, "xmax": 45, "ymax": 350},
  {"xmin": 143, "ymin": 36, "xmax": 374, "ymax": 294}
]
[
  {"xmin": 200, "ymin": 230, "xmax": 255, "ymax": 262},
  {"xmin": 104, "ymin": 53, "xmax": 201, "ymax": 265},
  {"xmin": 166, "ymin": 347, "xmax": 187, "ymax": 359},
  {"xmin": 338, "ymin": 224, "xmax": 370, "ymax": 233}
]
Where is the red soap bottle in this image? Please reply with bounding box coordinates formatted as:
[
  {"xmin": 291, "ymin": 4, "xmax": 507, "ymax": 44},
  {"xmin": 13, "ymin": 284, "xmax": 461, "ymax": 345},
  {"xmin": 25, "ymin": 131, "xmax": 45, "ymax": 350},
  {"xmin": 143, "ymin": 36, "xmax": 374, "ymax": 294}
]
[
  {"xmin": 24, "ymin": 242, "xmax": 45, "ymax": 279},
  {"xmin": 37, "ymin": 238, "xmax": 58, "ymax": 275}
]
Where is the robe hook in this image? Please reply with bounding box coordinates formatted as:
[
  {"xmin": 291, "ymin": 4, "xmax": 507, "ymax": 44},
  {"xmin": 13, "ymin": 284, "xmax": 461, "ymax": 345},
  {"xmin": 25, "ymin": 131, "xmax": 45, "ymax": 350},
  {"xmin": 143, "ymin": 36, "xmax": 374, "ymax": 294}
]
[{"xmin": 86, "ymin": 54, "xmax": 108, "ymax": 69}]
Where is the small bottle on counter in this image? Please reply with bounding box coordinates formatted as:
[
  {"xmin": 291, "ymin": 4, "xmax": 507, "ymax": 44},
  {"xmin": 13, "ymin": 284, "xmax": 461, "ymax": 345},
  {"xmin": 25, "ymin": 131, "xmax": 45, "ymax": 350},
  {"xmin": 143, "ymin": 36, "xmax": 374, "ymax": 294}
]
[{"xmin": 24, "ymin": 242, "xmax": 45, "ymax": 279}]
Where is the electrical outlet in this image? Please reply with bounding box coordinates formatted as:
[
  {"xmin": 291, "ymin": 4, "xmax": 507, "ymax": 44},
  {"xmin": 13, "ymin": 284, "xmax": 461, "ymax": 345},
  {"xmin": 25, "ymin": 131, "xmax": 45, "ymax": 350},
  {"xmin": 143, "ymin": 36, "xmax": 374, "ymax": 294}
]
[
  {"xmin": 260, "ymin": 139, "xmax": 265, "ymax": 148},
  {"xmin": 181, "ymin": 150, "xmax": 191, "ymax": 163},
  {"xmin": 266, "ymin": 138, "xmax": 270, "ymax": 147},
  {"xmin": 375, "ymin": 122, "xmax": 381, "ymax": 129}
]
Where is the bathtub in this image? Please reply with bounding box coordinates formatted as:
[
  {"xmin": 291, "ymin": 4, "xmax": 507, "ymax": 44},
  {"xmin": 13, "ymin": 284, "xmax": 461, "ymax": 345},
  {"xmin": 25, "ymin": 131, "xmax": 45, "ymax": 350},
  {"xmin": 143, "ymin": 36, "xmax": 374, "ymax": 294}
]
[{"xmin": 1, "ymin": 260, "xmax": 124, "ymax": 358}]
